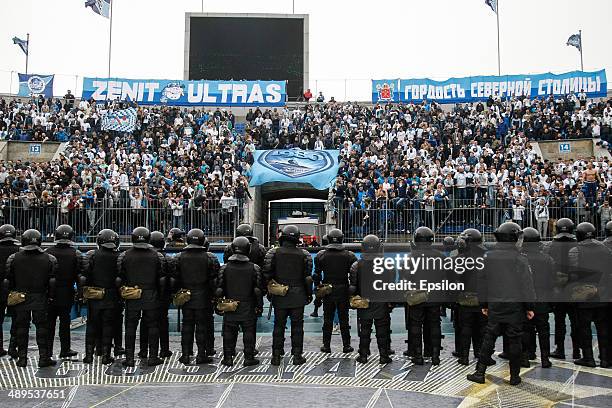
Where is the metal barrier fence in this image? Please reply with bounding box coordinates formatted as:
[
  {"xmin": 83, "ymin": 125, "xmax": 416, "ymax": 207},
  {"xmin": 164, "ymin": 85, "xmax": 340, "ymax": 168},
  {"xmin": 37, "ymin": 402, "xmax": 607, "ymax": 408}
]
[
  {"xmin": 0, "ymin": 199, "xmax": 245, "ymax": 243},
  {"xmin": 333, "ymin": 199, "xmax": 609, "ymax": 243}
]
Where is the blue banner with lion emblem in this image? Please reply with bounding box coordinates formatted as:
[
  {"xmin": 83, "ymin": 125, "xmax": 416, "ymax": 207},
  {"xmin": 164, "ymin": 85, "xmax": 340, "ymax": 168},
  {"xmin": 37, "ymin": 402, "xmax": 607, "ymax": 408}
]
[
  {"xmin": 18, "ymin": 73, "xmax": 54, "ymax": 97},
  {"xmin": 249, "ymin": 149, "xmax": 340, "ymax": 190},
  {"xmin": 82, "ymin": 77, "xmax": 286, "ymax": 107}
]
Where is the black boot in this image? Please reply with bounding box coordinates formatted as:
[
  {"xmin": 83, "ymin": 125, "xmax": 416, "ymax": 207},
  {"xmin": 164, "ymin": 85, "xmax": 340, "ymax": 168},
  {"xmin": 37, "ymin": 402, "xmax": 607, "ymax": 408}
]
[
  {"xmin": 466, "ymin": 362, "xmax": 487, "ymax": 384},
  {"xmin": 101, "ymin": 346, "xmax": 114, "ymax": 365},
  {"xmin": 271, "ymin": 351, "xmax": 282, "ymax": 366},
  {"xmin": 343, "ymin": 345, "xmax": 354, "ymax": 353},
  {"xmin": 38, "ymin": 355, "xmax": 57, "ymax": 368},
  {"xmin": 122, "ymin": 351, "xmax": 135, "ymax": 367},
  {"xmin": 8, "ymin": 337, "xmax": 17, "ymax": 359},
  {"xmin": 159, "ymin": 350, "xmax": 173, "ymax": 359},
  {"xmin": 508, "ymin": 361, "xmax": 521, "ymax": 385},
  {"xmin": 574, "ymin": 349, "xmax": 596, "ymax": 368},
  {"xmin": 520, "ymin": 353, "xmax": 531, "ymax": 368},
  {"xmin": 146, "ymin": 356, "xmax": 163, "ymax": 366},
  {"xmin": 178, "ymin": 346, "xmax": 191, "ymax": 365},
  {"xmin": 356, "ymin": 353, "xmax": 368, "ymax": 364},
  {"xmin": 320, "ymin": 344, "xmax": 331, "ymax": 353},
  {"xmin": 550, "ymin": 346, "xmax": 565, "ymax": 359},
  {"xmin": 83, "ymin": 344, "xmax": 95, "ymax": 364},
  {"xmin": 292, "ymin": 354, "xmax": 306, "ymax": 365},
  {"xmin": 221, "ymin": 354, "xmax": 233, "ymax": 367},
  {"xmin": 378, "ymin": 349, "xmax": 392, "ymax": 365},
  {"xmin": 431, "ymin": 347, "xmax": 440, "ymax": 366},
  {"xmin": 137, "ymin": 350, "xmax": 148, "ymax": 359},
  {"xmin": 196, "ymin": 353, "xmax": 213, "ymax": 364},
  {"xmin": 59, "ymin": 349, "xmax": 78, "ymax": 358},
  {"xmin": 457, "ymin": 354, "xmax": 470, "ymax": 366}
]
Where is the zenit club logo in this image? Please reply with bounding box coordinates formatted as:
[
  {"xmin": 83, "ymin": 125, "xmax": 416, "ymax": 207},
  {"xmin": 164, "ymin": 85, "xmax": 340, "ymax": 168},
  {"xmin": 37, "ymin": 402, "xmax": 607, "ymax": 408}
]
[{"xmin": 258, "ymin": 150, "xmax": 336, "ymax": 178}]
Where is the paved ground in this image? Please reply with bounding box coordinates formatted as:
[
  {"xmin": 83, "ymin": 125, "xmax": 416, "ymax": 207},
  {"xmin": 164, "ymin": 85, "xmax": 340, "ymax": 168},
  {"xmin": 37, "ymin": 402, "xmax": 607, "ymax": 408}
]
[{"xmin": 0, "ymin": 309, "xmax": 610, "ymax": 407}]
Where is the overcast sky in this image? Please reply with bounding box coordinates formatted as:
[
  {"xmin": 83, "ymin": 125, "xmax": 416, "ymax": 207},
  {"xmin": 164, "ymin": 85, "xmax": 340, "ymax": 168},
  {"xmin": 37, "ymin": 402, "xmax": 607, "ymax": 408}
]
[{"xmin": 1, "ymin": 0, "xmax": 611, "ymax": 101}]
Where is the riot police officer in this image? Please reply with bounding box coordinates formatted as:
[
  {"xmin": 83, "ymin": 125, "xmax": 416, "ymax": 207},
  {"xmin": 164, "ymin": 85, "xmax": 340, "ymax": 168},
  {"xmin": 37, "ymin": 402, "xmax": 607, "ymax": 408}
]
[
  {"xmin": 5, "ymin": 229, "xmax": 58, "ymax": 368},
  {"xmin": 453, "ymin": 228, "xmax": 488, "ymax": 366},
  {"xmin": 166, "ymin": 228, "xmax": 187, "ymax": 250},
  {"xmin": 45, "ymin": 225, "xmax": 81, "ymax": 359},
  {"xmin": 349, "ymin": 234, "xmax": 392, "ymax": 364},
  {"xmin": 521, "ymin": 227, "xmax": 555, "ymax": 368},
  {"xmin": 139, "ymin": 231, "xmax": 172, "ymax": 360},
  {"xmin": 568, "ymin": 222, "xmax": 612, "ymax": 368},
  {"xmin": 314, "ymin": 228, "xmax": 357, "ymax": 353},
  {"xmin": 264, "ymin": 225, "xmax": 313, "ymax": 366},
  {"xmin": 545, "ymin": 218, "xmax": 580, "ymax": 360},
  {"xmin": 223, "ymin": 224, "xmax": 266, "ymax": 267},
  {"xmin": 216, "ymin": 236, "xmax": 263, "ymax": 367},
  {"xmin": 81, "ymin": 229, "xmax": 121, "ymax": 364},
  {"xmin": 117, "ymin": 227, "xmax": 165, "ymax": 367},
  {"xmin": 603, "ymin": 221, "xmax": 612, "ymax": 251},
  {"xmin": 0, "ymin": 224, "xmax": 19, "ymax": 357},
  {"xmin": 175, "ymin": 229, "xmax": 219, "ymax": 365},
  {"xmin": 404, "ymin": 227, "xmax": 446, "ymax": 365},
  {"xmin": 467, "ymin": 222, "xmax": 536, "ymax": 386},
  {"xmin": 310, "ymin": 234, "xmax": 328, "ymax": 318}
]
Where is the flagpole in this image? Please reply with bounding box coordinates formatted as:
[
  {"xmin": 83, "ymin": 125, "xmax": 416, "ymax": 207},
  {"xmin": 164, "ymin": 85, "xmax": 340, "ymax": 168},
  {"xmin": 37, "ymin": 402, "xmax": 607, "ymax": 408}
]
[
  {"xmin": 25, "ymin": 33, "xmax": 29, "ymax": 75},
  {"xmin": 579, "ymin": 29, "xmax": 584, "ymax": 71},
  {"xmin": 108, "ymin": 0, "xmax": 114, "ymax": 78},
  {"xmin": 496, "ymin": 3, "xmax": 501, "ymax": 75}
]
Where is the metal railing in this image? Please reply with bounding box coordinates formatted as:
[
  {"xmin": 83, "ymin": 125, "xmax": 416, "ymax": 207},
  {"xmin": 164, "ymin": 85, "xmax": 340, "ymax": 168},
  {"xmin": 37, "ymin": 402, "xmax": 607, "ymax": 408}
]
[
  {"xmin": 332, "ymin": 199, "xmax": 609, "ymax": 243},
  {"xmin": 0, "ymin": 199, "xmax": 246, "ymax": 243}
]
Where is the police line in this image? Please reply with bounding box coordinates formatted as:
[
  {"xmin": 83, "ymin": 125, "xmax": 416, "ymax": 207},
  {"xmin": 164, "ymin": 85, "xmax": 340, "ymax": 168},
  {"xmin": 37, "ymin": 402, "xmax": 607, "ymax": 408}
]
[
  {"xmin": 372, "ymin": 69, "xmax": 607, "ymax": 104},
  {"xmin": 82, "ymin": 77, "xmax": 287, "ymax": 107}
]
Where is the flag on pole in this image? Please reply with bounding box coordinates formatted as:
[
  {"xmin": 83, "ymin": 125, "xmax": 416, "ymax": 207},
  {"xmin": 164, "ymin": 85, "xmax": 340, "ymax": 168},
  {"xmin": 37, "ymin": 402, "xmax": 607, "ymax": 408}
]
[
  {"xmin": 566, "ymin": 33, "xmax": 582, "ymax": 51},
  {"xmin": 485, "ymin": 0, "xmax": 498, "ymax": 14},
  {"xmin": 12, "ymin": 36, "xmax": 28, "ymax": 55},
  {"xmin": 85, "ymin": 0, "xmax": 111, "ymax": 18},
  {"xmin": 101, "ymin": 108, "xmax": 138, "ymax": 133}
]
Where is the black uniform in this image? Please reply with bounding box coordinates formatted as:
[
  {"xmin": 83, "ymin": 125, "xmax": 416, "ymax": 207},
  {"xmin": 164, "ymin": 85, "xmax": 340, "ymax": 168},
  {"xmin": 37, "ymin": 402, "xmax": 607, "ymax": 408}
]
[
  {"xmin": 223, "ymin": 237, "xmax": 266, "ymax": 267},
  {"xmin": 174, "ymin": 248, "xmax": 219, "ymax": 360},
  {"xmin": 264, "ymin": 243, "xmax": 313, "ymax": 360},
  {"xmin": 45, "ymin": 244, "xmax": 82, "ymax": 357},
  {"xmin": 567, "ymin": 239, "xmax": 612, "ymax": 366},
  {"xmin": 474, "ymin": 243, "xmax": 536, "ymax": 381},
  {"xmin": 83, "ymin": 248, "xmax": 121, "ymax": 361},
  {"xmin": 139, "ymin": 250, "xmax": 171, "ymax": 358},
  {"xmin": 521, "ymin": 242, "xmax": 555, "ymax": 366},
  {"xmin": 404, "ymin": 246, "xmax": 447, "ymax": 365},
  {"xmin": 217, "ymin": 257, "xmax": 262, "ymax": 364},
  {"xmin": 6, "ymin": 249, "xmax": 58, "ymax": 365},
  {"xmin": 313, "ymin": 246, "xmax": 357, "ymax": 351},
  {"xmin": 453, "ymin": 245, "xmax": 487, "ymax": 364},
  {"xmin": 117, "ymin": 247, "xmax": 165, "ymax": 365},
  {"xmin": 545, "ymin": 238, "xmax": 579, "ymax": 359},
  {"xmin": 349, "ymin": 254, "xmax": 392, "ymax": 363},
  {"xmin": 0, "ymin": 241, "xmax": 19, "ymax": 355}
]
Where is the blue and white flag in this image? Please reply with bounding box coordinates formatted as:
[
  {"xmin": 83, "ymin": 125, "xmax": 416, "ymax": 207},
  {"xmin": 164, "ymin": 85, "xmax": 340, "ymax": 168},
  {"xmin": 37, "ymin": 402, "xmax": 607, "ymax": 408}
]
[
  {"xmin": 485, "ymin": 0, "xmax": 498, "ymax": 14},
  {"xmin": 12, "ymin": 36, "xmax": 28, "ymax": 55},
  {"xmin": 101, "ymin": 107, "xmax": 137, "ymax": 133},
  {"xmin": 567, "ymin": 33, "xmax": 582, "ymax": 51},
  {"xmin": 249, "ymin": 149, "xmax": 340, "ymax": 190},
  {"xmin": 18, "ymin": 73, "xmax": 54, "ymax": 97},
  {"xmin": 85, "ymin": 0, "xmax": 111, "ymax": 18}
]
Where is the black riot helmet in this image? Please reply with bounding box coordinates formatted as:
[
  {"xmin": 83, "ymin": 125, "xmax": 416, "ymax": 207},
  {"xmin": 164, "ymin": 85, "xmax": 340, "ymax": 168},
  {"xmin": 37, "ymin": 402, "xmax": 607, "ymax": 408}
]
[
  {"xmin": 522, "ymin": 227, "xmax": 541, "ymax": 243},
  {"xmin": 443, "ymin": 236, "xmax": 455, "ymax": 249},
  {"xmin": 554, "ymin": 218, "xmax": 575, "ymax": 240},
  {"xmin": 0, "ymin": 224, "xmax": 17, "ymax": 243},
  {"xmin": 150, "ymin": 231, "xmax": 165, "ymax": 251},
  {"xmin": 229, "ymin": 236, "xmax": 251, "ymax": 262},
  {"xmin": 168, "ymin": 228, "xmax": 185, "ymax": 242},
  {"xmin": 236, "ymin": 224, "xmax": 254, "ymax": 238},
  {"xmin": 576, "ymin": 222, "xmax": 596, "ymax": 242},
  {"xmin": 97, "ymin": 229, "xmax": 119, "ymax": 249},
  {"xmin": 414, "ymin": 226, "xmax": 434, "ymax": 245},
  {"xmin": 186, "ymin": 228, "xmax": 206, "ymax": 249},
  {"xmin": 21, "ymin": 229, "xmax": 42, "ymax": 250},
  {"xmin": 605, "ymin": 220, "xmax": 612, "ymax": 238},
  {"xmin": 54, "ymin": 224, "xmax": 74, "ymax": 245},
  {"xmin": 327, "ymin": 228, "xmax": 344, "ymax": 249},
  {"xmin": 494, "ymin": 221, "xmax": 522, "ymax": 243},
  {"xmin": 459, "ymin": 228, "xmax": 482, "ymax": 244},
  {"xmin": 321, "ymin": 234, "xmax": 329, "ymax": 246},
  {"xmin": 131, "ymin": 227, "xmax": 151, "ymax": 249},
  {"xmin": 279, "ymin": 225, "xmax": 300, "ymax": 244},
  {"xmin": 361, "ymin": 234, "xmax": 382, "ymax": 253}
]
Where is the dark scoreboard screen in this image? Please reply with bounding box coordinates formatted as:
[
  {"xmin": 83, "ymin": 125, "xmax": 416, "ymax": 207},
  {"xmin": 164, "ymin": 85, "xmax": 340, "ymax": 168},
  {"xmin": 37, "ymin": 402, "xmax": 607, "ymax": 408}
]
[{"xmin": 188, "ymin": 16, "xmax": 304, "ymax": 100}]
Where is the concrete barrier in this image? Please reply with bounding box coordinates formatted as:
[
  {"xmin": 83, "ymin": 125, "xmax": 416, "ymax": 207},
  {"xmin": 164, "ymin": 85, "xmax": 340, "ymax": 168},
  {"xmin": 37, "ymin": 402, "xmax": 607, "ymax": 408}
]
[{"xmin": 0, "ymin": 141, "xmax": 64, "ymax": 162}]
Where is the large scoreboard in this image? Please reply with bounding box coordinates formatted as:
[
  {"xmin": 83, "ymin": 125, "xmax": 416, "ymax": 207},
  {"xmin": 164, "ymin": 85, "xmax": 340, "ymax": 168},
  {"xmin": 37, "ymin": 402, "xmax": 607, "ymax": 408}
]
[{"xmin": 185, "ymin": 13, "xmax": 309, "ymax": 101}]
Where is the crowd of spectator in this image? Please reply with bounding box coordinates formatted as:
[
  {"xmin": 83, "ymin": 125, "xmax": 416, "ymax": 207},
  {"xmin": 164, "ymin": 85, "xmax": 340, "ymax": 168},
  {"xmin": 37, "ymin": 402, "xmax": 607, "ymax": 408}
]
[{"xmin": 1, "ymin": 90, "xmax": 612, "ymax": 241}]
